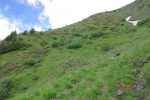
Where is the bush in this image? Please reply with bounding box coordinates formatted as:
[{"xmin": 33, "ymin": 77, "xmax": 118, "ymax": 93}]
[
  {"xmin": 32, "ymin": 75, "xmax": 39, "ymax": 81},
  {"xmin": 72, "ymin": 33, "xmax": 81, "ymax": 37},
  {"xmin": 143, "ymin": 71, "xmax": 150, "ymax": 89},
  {"xmin": 0, "ymin": 79, "xmax": 12, "ymax": 100},
  {"xmin": 22, "ymin": 30, "xmax": 28, "ymax": 35},
  {"xmin": 100, "ymin": 43, "xmax": 113, "ymax": 51},
  {"xmin": 24, "ymin": 59, "xmax": 36, "ymax": 66},
  {"xmin": 51, "ymin": 37, "xmax": 68, "ymax": 48},
  {"xmin": 51, "ymin": 41, "xmax": 60, "ymax": 48},
  {"xmin": 0, "ymin": 31, "xmax": 29, "ymax": 54},
  {"xmin": 0, "ymin": 40, "xmax": 28, "ymax": 54},
  {"xmin": 89, "ymin": 31, "xmax": 104, "ymax": 39},
  {"xmin": 5, "ymin": 31, "xmax": 17, "ymax": 41},
  {"xmin": 138, "ymin": 18, "xmax": 150, "ymax": 26},
  {"xmin": 126, "ymin": 27, "xmax": 137, "ymax": 33},
  {"xmin": 30, "ymin": 28, "xmax": 35, "ymax": 34},
  {"xmin": 67, "ymin": 42, "xmax": 81, "ymax": 49}
]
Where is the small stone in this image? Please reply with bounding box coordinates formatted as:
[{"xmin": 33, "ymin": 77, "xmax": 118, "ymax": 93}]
[
  {"xmin": 136, "ymin": 69, "xmax": 141, "ymax": 74},
  {"xmin": 116, "ymin": 89, "xmax": 123, "ymax": 96},
  {"xmin": 136, "ymin": 82, "xmax": 143, "ymax": 91},
  {"xmin": 72, "ymin": 83, "xmax": 77, "ymax": 88},
  {"xmin": 113, "ymin": 52, "xmax": 121, "ymax": 58}
]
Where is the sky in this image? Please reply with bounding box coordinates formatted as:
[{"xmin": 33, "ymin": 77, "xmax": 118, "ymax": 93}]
[{"xmin": 0, "ymin": 0, "xmax": 135, "ymax": 40}]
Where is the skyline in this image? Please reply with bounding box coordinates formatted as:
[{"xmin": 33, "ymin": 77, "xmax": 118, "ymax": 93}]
[{"xmin": 0, "ymin": 0, "xmax": 135, "ymax": 40}]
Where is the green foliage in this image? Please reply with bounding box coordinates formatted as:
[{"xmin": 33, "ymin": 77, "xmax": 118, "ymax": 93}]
[
  {"xmin": 24, "ymin": 59, "xmax": 36, "ymax": 66},
  {"xmin": 100, "ymin": 43, "xmax": 113, "ymax": 51},
  {"xmin": 138, "ymin": 18, "xmax": 150, "ymax": 26},
  {"xmin": 0, "ymin": 78, "xmax": 12, "ymax": 100},
  {"xmin": 0, "ymin": 40, "xmax": 28, "ymax": 54},
  {"xmin": 0, "ymin": 31, "xmax": 29, "ymax": 54},
  {"xmin": 66, "ymin": 40, "xmax": 82, "ymax": 49},
  {"xmin": 0, "ymin": 1, "xmax": 150, "ymax": 99},
  {"xmin": 30, "ymin": 28, "xmax": 35, "ymax": 34},
  {"xmin": 51, "ymin": 36, "xmax": 69, "ymax": 48},
  {"xmin": 22, "ymin": 30, "xmax": 28, "ymax": 35},
  {"xmin": 72, "ymin": 33, "xmax": 81, "ymax": 37},
  {"xmin": 143, "ymin": 71, "xmax": 150, "ymax": 89},
  {"xmin": 51, "ymin": 40, "xmax": 60, "ymax": 48},
  {"xmin": 5, "ymin": 31, "xmax": 17, "ymax": 41},
  {"xmin": 89, "ymin": 31, "xmax": 104, "ymax": 39}
]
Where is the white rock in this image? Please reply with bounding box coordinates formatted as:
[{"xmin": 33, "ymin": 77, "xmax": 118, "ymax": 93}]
[{"xmin": 126, "ymin": 16, "xmax": 140, "ymax": 26}]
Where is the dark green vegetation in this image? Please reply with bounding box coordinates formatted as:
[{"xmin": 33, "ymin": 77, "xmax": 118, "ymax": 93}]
[
  {"xmin": 0, "ymin": 31, "xmax": 29, "ymax": 54},
  {"xmin": 0, "ymin": 0, "xmax": 150, "ymax": 100}
]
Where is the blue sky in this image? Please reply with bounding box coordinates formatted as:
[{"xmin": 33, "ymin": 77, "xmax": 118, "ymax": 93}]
[
  {"xmin": 0, "ymin": 0, "xmax": 50, "ymax": 30},
  {"xmin": 0, "ymin": 0, "xmax": 135, "ymax": 40}
]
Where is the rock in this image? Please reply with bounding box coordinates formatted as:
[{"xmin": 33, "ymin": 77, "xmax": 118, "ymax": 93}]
[
  {"xmin": 136, "ymin": 69, "xmax": 141, "ymax": 74},
  {"xmin": 113, "ymin": 52, "xmax": 121, "ymax": 58},
  {"xmin": 128, "ymin": 61, "xmax": 134, "ymax": 65},
  {"xmin": 136, "ymin": 62, "xmax": 144, "ymax": 68},
  {"xmin": 136, "ymin": 95, "xmax": 142, "ymax": 100},
  {"xmin": 72, "ymin": 83, "xmax": 77, "ymax": 88},
  {"xmin": 100, "ymin": 86, "xmax": 108, "ymax": 92},
  {"xmin": 116, "ymin": 89, "xmax": 124, "ymax": 96},
  {"xmin": 135, "ymin": 82, "xmax": 143, "ymax": 91},
  {"xmin": 141, "ymin": 56, "xmax": 150, "ymax": 63}
]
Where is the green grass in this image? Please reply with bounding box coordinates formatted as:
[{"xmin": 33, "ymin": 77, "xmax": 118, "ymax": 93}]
[{"xmin": 0, "ymin": 2, "xmax": 150, "ymax": 99}]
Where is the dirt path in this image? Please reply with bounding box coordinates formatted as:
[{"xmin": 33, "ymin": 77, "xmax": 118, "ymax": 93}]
[
  {"xmin": 134, "ymin": 57, "xmax": 150, "ymax": 100},
  {"xmin": 135, "ymin": 65, "xmax": 143, "ymax": 100}
]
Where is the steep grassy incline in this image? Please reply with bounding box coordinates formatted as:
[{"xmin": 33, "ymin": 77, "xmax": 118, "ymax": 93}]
[
  {"xmin": 0, "ymin": 0, "xmax": 150, "ymax": 99},
  {"xmin": 118, "ymin": 0, "xmax": 150, "ymax": 20},
  {"xmin": 0, "ymin": 12, "xmax": 149, "ymax": 100}
]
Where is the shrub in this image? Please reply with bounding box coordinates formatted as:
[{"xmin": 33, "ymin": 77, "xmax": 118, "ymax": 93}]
[
  {"xmin": 51, "ymin": 41, "xmax": 60, "ymax": 48},
  {"xmin": 19, "ymin": 84, "xmax": 28, "ymax": 90},
  {"xmin": 22, "ymin": 30, "xmax": 28, "ymax": 35},
  {"xmin": 67, "ymin": 42, "xmax": 81, "ymax": 49},
  {"xmin": 0, "ymin": 39, "xmax": 28, "ymax": 54},
  {"xmin": 72, "ymin": 33, "xmax": 81, "ymax": 37},
  {"xmin": 32, "ymin": 75, "xmax": 39, "ymax": 81},
  {"xmin": 30, "ymin": 28, "xmax": 35, "ymax": 34},
  {"xmin": 138, "ymin": 18, "xmax": 150, "ymax": 26},
  {"xmin": 89, "ymin": 31, "xmax": 104, "ymax": 39},
  {"xmin": 100, "ymin": 43, "xmax": 113, "ymax": 51},
  {"xmin": 126, "ymin": 27, "xmax": 137, "ymax": 33},
  {"xmin": 24, "ymin": 59, "xmax": 36, "ymax": 66},
  {"xmin": 52, "ymin": 36, "xmax": 58, "ymax": 40},
  {"xmin": 143, "ymin": 71, "xmax": 150, "ymax": 89},
  {"xmin": 5, "ymin": 31, "xmax": 17, "ymax": 41},
  {"xmin": 0, "ymin": 31, "xmax": 29, "ymax": 54},
  {"xmin": 51, "ymin": 37, "xmax": 67, "ymax": 48},
  {"xmin": 0, "ymin": 78, "xmax": 12, "ymax": 100}
]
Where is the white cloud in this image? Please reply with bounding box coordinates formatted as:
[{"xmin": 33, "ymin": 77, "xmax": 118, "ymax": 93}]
[
  {"xmin": 33, "ymin": 25, "xmax": 43, "ymax": 31},
  {"xmin": 0, "ymin": 0, "xmax": 135, "ymax": 40},
  {"xmin": 0, "ymin": 14, "xmax": 21, "ymax": 40},
  {"xmin": 25, "ymin": 0, "xmax": 135, "ymax": 29}
]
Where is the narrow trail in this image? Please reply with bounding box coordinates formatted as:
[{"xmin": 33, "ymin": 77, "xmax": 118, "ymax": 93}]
[
  {"xmin": 134, "ymin": 57, "xmax": 150, "ymax": 100},
  {"xmin": 135, "ymin": 65, "xmax": 143, "ymax": 100}
]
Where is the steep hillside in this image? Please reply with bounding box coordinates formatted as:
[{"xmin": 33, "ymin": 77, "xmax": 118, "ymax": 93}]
[
  {"xmin": 118, "ymin": 0, "xmax": 150, "ymax": 20},
  {"xmin": 0, "ymin": 0, "xmax": 150, "ymax": 100}
]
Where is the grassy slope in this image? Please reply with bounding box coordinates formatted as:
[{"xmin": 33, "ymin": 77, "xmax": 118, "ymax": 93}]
[
  {"xmin": 117, "ymin": 0, "xmax": 150, "ymax": 20},
  {"xmin": 0, "ymin": 2, "xmax": 150, "ymax": 100}
]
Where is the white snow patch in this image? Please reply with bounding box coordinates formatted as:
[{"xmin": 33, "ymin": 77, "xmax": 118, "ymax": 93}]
[{"xmin": 126, "ymin": 16, "xmax": 140, "ymax": 26}]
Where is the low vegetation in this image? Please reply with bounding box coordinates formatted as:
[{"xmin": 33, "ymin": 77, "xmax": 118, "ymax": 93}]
[
  {"xmin": 0, "ymin": 0, "xmax": 150, "ymax": 99},
  {"xmin": 0, "ymin": 31, "xmax": 28, "ymax": 54},
  {"xmin": 0, "ymin": 78, "xmax": 12, "ymax": 100}
]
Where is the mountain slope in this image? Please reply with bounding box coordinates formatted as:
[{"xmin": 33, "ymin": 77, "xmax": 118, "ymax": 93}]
[
  {"xmin": 118, "ymin": 0, "xmax": 150, "ymax": 20},
  {"xmin": 0, "ymin": 0, "xmax": 150, "ymax": 100}
]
